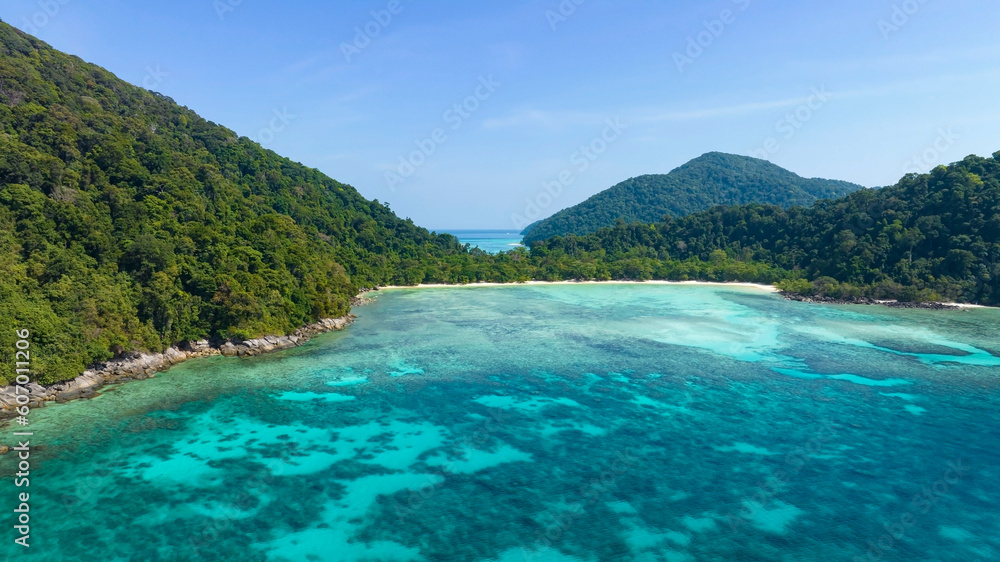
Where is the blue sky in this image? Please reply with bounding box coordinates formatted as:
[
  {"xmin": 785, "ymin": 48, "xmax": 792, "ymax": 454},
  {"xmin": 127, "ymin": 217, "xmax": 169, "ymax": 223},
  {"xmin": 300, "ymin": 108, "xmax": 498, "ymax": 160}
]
[{"xmin": 3, "ymin": 0, "xmax": 999, "ymax": 229}]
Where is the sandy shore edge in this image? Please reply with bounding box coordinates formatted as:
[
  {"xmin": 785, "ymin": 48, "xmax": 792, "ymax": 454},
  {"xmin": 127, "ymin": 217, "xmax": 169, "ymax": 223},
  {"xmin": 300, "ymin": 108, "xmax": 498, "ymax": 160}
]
[
  {"xmin": 939, "ymin": 302, "xmax": 987, "ymax": 309},
  {"xmin": 378, "ymin": 281, "xmax": 993, "ymax": 309},
  {"xmin": 378, "ymin": 280, "xmax": 779, "ymax": 292}
]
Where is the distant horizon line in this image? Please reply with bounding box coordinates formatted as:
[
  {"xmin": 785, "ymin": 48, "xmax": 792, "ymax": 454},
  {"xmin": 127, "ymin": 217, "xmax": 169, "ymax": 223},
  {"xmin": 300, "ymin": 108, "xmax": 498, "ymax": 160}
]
[{"xmin": 434, "ymin": 228, "xmax": 524, "ymax": 233}]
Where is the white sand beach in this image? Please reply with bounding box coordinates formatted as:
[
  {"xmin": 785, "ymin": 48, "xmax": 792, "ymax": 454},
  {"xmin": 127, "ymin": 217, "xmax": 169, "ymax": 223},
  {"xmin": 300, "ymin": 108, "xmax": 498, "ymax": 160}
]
[{"xmin": 377, "ymin": 280, "xmax": 779, "ymax": 292}]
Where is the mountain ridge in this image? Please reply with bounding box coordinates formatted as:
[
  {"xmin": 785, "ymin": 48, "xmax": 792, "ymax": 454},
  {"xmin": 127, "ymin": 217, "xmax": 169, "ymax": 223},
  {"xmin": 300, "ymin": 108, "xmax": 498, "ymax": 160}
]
[
  {"xmin": 521, "ymin": 152, "xmax": 864, "ymax": 244},
  {"xmin": 531, "ymin": 152, "xmax": 1000, "ymax": 304},
  {"xmin": 0, "ymin": 21, "xmax": 475, "ymax": 383},
  {"xmin": 2, "ymin": 19, "xmax": 996, "ymax": 388}
]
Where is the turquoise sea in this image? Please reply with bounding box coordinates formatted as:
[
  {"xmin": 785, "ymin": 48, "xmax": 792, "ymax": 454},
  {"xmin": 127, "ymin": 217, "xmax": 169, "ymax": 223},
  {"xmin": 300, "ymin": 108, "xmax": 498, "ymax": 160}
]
[
  {"xmin": 2, "ymin": 284, "xmax": 1000, "ymax": 561},
  {"xmin": 443, "ymin": 230, "xmax": 524, "ymax": 253}
]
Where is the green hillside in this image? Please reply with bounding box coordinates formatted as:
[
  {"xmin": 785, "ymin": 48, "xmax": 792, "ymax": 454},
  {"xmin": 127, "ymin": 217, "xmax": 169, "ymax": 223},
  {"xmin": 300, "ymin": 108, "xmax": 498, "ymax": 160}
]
[
  {"xmin": 532, "ymin": 154, "xmax": 1000, "ymax": 304},
  {"xmin": 1, "ymin": 20, "xmax": 995, "ymax": 385},
  {"xmin": 521, "ymin": 152, "xmax": 864, "ymax": 244},
  {"xmin": 0, "ymin": 22, "xmax": 484, "ymax": 383}
]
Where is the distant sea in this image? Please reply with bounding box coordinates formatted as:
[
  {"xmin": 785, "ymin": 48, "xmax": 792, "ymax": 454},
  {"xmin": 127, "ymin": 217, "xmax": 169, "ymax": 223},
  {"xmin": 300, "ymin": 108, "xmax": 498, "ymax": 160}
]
[{"xmin": 441, "ymin": 229, "xmax": 524, "ymax": 253}]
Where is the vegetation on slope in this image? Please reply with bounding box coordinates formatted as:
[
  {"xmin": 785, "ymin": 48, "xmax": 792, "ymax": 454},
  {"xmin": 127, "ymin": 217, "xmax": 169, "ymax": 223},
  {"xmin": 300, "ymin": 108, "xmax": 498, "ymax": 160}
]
[
  {"xmin": 521, "ymin": 152, "xmax": 863, "ymax": 244},
  {"xmin": 531, "ymin": 154, "xmax": 1000, "ymax": 305},
  {"xmin": 0, "ymin": 23, "xmax": 483, "ymax": 383},
  {"xmin": 1, "ymin": 21, "xmax": 994, "ymax": 386}
]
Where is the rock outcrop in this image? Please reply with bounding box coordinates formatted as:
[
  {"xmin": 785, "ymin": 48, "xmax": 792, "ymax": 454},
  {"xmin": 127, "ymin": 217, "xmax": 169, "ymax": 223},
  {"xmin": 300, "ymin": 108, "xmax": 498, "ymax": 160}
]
[
  {"xmin": 350, "ymin": 287, "xmax": 378, "ymax": 307},
  {"xmin": 781, "ymin": 294, "xmax": 959, "ymax": 309},
  {"xmin": 0, "ymin": 314, "xmax": 356, "ymax": 420}
]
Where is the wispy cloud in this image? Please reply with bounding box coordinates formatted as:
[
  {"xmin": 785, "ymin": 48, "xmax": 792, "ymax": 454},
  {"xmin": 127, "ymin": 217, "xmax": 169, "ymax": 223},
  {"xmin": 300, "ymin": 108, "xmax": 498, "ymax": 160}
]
[
  {"xmin": 485, "ymin": 66, "xmax": 1000, "ymax": 132},
  {"xmin": 641, "ymin": 95, "xmax": 821, "ymax": 122},
  {"xmin": 325, "ymin": 86, "xmax": 381, "ymax": 106},
  {"xmin": 284, "ymin": 54, "xmax": 323, "ymax": 75},
  {"xmin": 482, "ymin": 108, "xmax": 607, "ymax": 130},
  {"xmin": 786, "ymin": 44, "xmax": 1000, "ymax": 74},
  {"xmin": 488, "ymin": 41, "xmax": 529, "ymax": 69},
  {"xmin": 481, "ymin": 95, "xmax": 819, "ymax": 130}
]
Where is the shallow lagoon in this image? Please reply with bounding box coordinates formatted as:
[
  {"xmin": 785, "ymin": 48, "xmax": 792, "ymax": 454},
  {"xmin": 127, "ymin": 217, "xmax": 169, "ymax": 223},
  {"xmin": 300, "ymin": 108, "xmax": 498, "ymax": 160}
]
[{"xmin": 2, "ymin": 284, "xmax": 999, "ymax": 561}]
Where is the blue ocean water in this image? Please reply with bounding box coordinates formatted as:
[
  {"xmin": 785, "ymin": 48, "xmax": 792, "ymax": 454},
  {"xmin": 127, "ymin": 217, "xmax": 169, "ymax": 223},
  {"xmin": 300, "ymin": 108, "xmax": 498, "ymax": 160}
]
[
  {"xmin": 442, "ymin": 229, "xmax": 524, "ymax": 253},
  {"xmin": 2, "ymin": 284, "xmax": 999, "ymax": 561}
]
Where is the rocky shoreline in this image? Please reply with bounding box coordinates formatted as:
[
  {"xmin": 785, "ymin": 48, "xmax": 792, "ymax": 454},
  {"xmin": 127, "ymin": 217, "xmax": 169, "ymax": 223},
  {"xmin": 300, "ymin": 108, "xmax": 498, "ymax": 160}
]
[
  {"xmin": 0, "ymin": 286, "xmax": 973, "ymax": 425},
  {"xmin": 781, "ymin": 293, "xmax": 961, "ymax": 309},
  {"xmin": 0, "ymin": 314, "xmax": 357, "ymax": 423}
]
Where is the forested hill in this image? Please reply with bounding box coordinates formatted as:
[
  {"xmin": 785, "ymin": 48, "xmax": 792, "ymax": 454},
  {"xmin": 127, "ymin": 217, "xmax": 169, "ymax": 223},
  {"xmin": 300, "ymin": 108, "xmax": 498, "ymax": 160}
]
[
  {"xmin": 533, "ymin": 154, "xmax": 1000, "ymax": 305},
  {"xmin": 521, "ymin": 152, "xmax": 864, "ymax": 245},
  {"xmin": 0, "ymin": 22, "xmax": 475, "ymax": 383},
  {"xmin": 2, "ymin": 21, "xmax": 995, "ymax": 386}
]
